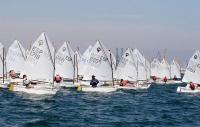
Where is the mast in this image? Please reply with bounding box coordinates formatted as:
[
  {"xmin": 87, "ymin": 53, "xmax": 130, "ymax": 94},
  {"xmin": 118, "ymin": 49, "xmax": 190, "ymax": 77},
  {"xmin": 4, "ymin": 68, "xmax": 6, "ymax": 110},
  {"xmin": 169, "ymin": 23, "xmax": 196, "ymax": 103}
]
[
  {"xmin": 2, "ymin": 47, "xmax": 5, "ymax": 83},
  {"xmin": 76, "ymin": 53, "xmax": 79, "ymax": 82},
  {"xmin": 136, "ymin": 56, "xmax": 139, "ymax": 83},
  {"xmin": 73, "ymin": 54, "xmax": 75, "ymax": 84},
  {"xmin": 53, "ymin": 49, "xmax": 56, "ymax": 87},
  {"xmin": 109, "ymin": 50, "xmax": 114, "ymax": 86},
  {"xmin": 17, "ymin": 41, "xmax": 26, "ymax": 60}
]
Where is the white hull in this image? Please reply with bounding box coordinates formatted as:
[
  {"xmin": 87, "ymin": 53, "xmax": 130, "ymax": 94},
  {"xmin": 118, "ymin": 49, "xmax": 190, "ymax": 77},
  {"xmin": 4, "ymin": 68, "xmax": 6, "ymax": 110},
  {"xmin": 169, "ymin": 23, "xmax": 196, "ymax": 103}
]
[
  {"xmin": 56, "ymin": 82, "xmax": 78, "ymax": 88},
  {"xmin": 0, "ymin": 83, "xmax": 9, "ymax": 88},
  {"xmin": 80, "ymin": 86, "xmax": 117, "ymax": 92},
  {"xmin": 10, "ymin": 84, "xmax": 58, "ymax": 95},
  {"xmin": 117, "ymin": 83, "xmax": 151, "ymax": 90},
  {"xmin": 79, "ymin": 81, "xmax": 106, "ymax": 86},
  {"xmin": 153, "ymin": 79, "xmax": 182, "ymax": 84},
  {"xmin": 177, "ymin": 86, "xmax": 200, "ymax": 93}
]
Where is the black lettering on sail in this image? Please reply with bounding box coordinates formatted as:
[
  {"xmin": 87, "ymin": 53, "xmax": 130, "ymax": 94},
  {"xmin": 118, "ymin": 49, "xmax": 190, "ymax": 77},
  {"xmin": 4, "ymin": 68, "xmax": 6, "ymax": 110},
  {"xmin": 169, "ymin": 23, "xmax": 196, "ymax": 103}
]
[
  {"xmin": 187, "ymin": 66, "xmax": 195, "ymax": 73},
  {"xmin": 30, "ymin": 46, "xmax": 43, "ymax": 60}
]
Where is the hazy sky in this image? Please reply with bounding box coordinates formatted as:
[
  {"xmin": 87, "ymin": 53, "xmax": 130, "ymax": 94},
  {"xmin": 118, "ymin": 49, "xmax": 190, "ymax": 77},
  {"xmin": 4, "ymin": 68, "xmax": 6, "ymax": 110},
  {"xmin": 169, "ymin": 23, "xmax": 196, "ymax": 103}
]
[{"xmin": 0, "ymin": 0, "xmax": 200, "ymax": 65}]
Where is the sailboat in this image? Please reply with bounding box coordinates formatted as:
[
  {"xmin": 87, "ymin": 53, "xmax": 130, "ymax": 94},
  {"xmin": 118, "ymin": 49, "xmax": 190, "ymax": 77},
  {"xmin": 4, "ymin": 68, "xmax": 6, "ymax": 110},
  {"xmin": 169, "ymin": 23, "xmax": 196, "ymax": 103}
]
[
  {"xmin": 3, "ymin": 40, "xmax": 27, "ymax": 85},
  {"xmin": 55, "ymin": 41, "xmax": 77, "ymax": 88},
  {"xmin": 169, "ymin": 59, "xmax": 182, "ymax": 83},
  {"xmin": 177, "ymin": 50, "xmax": 200, "ymax": 93},
  {"xmin": 9, "ymin": 32, "xmax": 58, "ymax": 95},
  {"xmin": 78, "ymin": 40, "xmax": 117, "ymax": 92},
  {"xmin": 116, "ymin": 48, "xmax": 150, "ymax": 90}
]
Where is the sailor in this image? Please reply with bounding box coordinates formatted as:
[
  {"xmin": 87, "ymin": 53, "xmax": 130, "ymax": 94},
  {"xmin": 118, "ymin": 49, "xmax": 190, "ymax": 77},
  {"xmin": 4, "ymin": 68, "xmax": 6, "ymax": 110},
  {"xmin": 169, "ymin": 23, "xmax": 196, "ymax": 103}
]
[
  {"xmin": 90, "ymin": 75, "xmax": 99, "ymax": 87},
  {"xmin": 9, "ymin": 70, "xmax": 16, "ymax": 79},
  {"xmin": 163, "ymin": 76, "xmax": 167, "ymax": 83},
  {"xmin": 120, "ymin": 79, "xmax": 128, "ymax": 86},
  {"xmin": 54, "ymin": 74, "xmax": 62, "ymax": 83},
  {"xmin": 152, "ymin": 76, "xmax": 157, "ymax": 81},
  {"xmin": 189, "ymin": 82, "xmax": 198, "ymax": 90},
  {"xmin": 22, "ymin": 75, "xmax": 31, "ymax": 88},
  {"xmin": 173, "ymin": 75, "xmax": 177, "ymax": 80}
]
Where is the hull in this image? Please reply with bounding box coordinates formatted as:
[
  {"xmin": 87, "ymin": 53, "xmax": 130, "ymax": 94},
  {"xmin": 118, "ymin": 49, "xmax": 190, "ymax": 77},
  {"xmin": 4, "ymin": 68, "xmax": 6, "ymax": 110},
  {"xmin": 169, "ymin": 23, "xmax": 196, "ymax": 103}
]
[
  {"xmin": 177, "ymin": 86, "xmax": 200, "ymax": 93},
  {"xmin": 56, "ymin": 82, "xmax": 78, "ymax": 88},
  {"xmin": 0, "ymin": 83, "xmax": 9, "ymax": 88},
  {"xmin": 79, "ymin": 81, "xmax": 106, "ymax": 86},
  {"xmin": 117, "ymin": 83, "xmax": 151, "ymax": 90},
  {"xmin": 10, "ymin": 84, "xmax": 58, "ymax": 95},
  {"xmin": 153, "ymin": 79, "xmax": 182, "ymax": 84},
  {"xmin": 80, "ymin": 86, "xmax": 117, "ymax": 92}
]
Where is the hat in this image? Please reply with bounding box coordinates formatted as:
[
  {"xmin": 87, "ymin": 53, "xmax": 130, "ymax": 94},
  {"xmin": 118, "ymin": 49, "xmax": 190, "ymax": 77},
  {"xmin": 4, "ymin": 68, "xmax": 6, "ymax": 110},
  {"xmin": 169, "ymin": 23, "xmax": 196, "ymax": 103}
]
[{"xmin": 92, "ymin": 75, "xmax": 95, "ymax": 77}]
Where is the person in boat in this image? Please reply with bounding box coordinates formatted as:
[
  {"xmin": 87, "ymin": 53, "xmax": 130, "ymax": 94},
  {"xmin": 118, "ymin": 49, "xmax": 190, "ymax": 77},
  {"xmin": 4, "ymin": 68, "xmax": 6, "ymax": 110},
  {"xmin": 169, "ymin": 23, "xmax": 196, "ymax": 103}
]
[
  {"xmin": 173, "ymin": 75, "xmax": 177, "ymax": 80},
  {"xmin": 189, "ymin": 82, "xmax": 198, "ymax": 90},
  {"xmin": 163, "ymin": 76, "xmax": 167, "ymax": 83},
  {"xmin": 9, "ymin": 70, "xmax": 16, "ymax": 79},
  {"xmin": 152, "ymin": 76, "xmax": 157, "ymax": 81},
  {"xmin": 54, "ymin": 74, "xmax": 62, "ymax": 83},
  {"xmin": 120, "ymin": 79, "xmax": 128, "ymax": 86},
  {"xmin": 22, "ymin": 75, "xmax": 32, "ymax": 88},
  {"xmin": 90, "ymin": 75, "xmax": 99, "ymax": 87}
]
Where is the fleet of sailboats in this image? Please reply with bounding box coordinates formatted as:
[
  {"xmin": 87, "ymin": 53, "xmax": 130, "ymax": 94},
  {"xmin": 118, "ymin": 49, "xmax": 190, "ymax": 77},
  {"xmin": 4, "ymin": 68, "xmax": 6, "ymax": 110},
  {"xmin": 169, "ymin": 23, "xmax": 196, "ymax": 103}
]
[{"xmin": 0, "ymin": 32, "xmax": 199, "ymax": 94}]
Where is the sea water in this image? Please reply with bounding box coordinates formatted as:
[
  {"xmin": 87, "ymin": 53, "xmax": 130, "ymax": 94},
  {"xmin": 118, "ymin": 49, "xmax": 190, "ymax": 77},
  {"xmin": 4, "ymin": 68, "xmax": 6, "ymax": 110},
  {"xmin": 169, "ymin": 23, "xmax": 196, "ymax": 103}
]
[{"xmin": 0, "ymin": 83, "xmax": 200, "ymax": 127}]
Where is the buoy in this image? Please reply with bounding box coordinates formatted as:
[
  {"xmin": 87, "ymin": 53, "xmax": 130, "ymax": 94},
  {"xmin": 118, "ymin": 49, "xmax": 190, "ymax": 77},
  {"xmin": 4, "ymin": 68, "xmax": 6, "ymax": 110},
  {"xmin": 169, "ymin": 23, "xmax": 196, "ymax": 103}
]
[
  {"xmin": 77, "ymin": 84, "xmax": 82, "ymax": 91},
  {"xmin": 9, "ymin": 84, "xmax": 14, "ymax": 91}
]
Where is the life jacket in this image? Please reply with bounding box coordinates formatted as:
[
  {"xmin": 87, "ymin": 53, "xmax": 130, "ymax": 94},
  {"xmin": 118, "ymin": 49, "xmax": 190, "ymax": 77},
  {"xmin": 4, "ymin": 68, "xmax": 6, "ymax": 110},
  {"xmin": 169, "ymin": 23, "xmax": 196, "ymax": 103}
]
[
  {"xmin": 54, "ymin": 75, "xmax": 62, "ymax": 83},
  {"xmin": 173, "ymin": 75, "xmax": 177, "ymax": 80},
  {"xmin": 190, "ymin": 83, "xmax": 196, "ymax": 90},
  {"xmin": 163, "ymin": 76, "xmax": 167, "ymax": 82},
  {"xmin": 152, "ymin": 76, "xmax": 157, "ymax": 81},
  {"xmin": 121, "ymin": 80, "xmax": 128, "ymax": 86}
]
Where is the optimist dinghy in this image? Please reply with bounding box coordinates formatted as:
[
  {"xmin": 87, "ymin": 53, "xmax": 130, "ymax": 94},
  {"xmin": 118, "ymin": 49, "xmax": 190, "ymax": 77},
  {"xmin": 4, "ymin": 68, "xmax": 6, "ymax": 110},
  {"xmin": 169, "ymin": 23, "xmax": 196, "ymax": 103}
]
[
  {"xmin": 115, "ymin": 48, "xmax": 151, "ymax": 90},
  {"xmin": 78, "ymin": 41, "xmax": 117, "ymax": 92},
  {"xmin": 9, "ymin": 32, "xmax": 59, "ymax": 95},
  {"xmin": 177, "ymin": 50, "xmax": 200, "ymax": 93},
  {"xmin": 54, "ymin": 41, "xmax": 76, "ymax": 88}
]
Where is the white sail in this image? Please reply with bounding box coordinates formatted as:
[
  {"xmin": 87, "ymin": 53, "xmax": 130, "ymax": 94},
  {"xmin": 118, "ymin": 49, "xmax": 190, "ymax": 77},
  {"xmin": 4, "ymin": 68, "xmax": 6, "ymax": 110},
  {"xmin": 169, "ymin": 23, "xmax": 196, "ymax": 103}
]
[
  {"xmin": 132, "ymin": 49, "xmax": 147, "ymax": 81},
  {"xmin": 182, "ymin": 50, "xmax": 200, "ymax": 84},
  {"xmin": 25, "ymin": 32, "xmax": 55, "ymax": 82},
  {"xmin": 151, "ymin": 58, "xmax": 160, "ymax": 77},
  {"xmin": 170, "ymin": 59, "xmax": 181, "ymax": 79},
  {"xmin": 55, "ymin": 42, "xmax": 74, "ymax": 79},
  {"xmin": 79, "ymin": 45, "xmax": 93, "ymax": 76},
  {"xmin": 6, "ymin": 40, "xmax": 26, "ymax": 73},
  {"xmin": 115, "ymin": 48, "xmax": 137, "ymax": 81},
  {"xmin": 158, "ymin": 59, "xmax": 170, "ymax": 79},
  {"xmin": 82, "ymin": 41, "xmax": 113, "ymax": 81}
]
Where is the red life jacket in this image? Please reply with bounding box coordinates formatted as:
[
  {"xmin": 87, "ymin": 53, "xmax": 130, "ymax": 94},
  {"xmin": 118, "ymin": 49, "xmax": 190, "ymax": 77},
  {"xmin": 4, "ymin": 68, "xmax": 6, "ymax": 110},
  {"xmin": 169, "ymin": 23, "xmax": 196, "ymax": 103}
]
[
  {"xmin": 152, "ymin": 76, "xmax": 157, "ymax": 81},
  {"xmin": 163, "ymin": 76, "xmax": 167, "ymax": 82},
  {"xmin": 54, "ymin": 75, "xmax": 62, "ymax": 83}
]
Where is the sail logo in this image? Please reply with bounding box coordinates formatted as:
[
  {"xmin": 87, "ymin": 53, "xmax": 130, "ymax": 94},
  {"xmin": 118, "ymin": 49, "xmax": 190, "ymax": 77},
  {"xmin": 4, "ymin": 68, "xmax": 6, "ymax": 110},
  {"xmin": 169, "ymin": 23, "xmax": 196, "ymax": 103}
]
[
  {"xmin": 38, "ymin": 40, "xmax": 44, "ymax": 46},
  {"xmin": 62, "ymin": 47, "xmax": 66, "ymax": 52},
  {"xmin": 97, "ymin": 47, "xmax": 101, "ymax": 52},
  {"xmin": 194, "ymin": 55, "xmax": 198, "ymax": 60},
  {"xmin": 126, "ymin": 53, "xmax": 129, "ymax": 57}
]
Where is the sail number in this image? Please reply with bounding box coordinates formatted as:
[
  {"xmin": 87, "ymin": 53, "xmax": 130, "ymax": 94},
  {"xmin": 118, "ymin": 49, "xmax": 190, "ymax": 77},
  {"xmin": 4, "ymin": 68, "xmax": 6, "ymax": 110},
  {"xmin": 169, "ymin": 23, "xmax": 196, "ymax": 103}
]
[{"xmin": 30, "ymin": 46, "xmax": 43, "ymax": 59}]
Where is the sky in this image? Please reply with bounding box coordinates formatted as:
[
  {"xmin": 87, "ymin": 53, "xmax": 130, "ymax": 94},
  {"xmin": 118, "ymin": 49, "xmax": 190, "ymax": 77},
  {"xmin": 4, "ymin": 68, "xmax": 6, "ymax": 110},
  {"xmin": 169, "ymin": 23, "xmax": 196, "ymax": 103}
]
[{"xmin": 0, "ymin": 0, "xmax": 200, "ymax": 65}]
